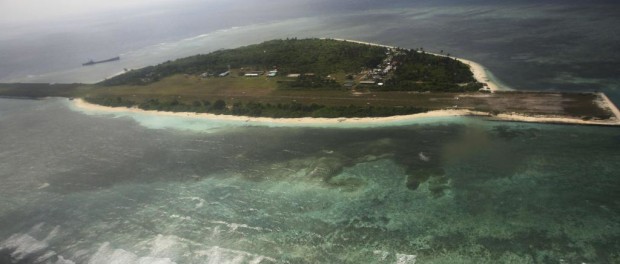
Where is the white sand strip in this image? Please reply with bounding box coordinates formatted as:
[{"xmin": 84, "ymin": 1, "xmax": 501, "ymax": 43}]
[
  {"xmin": 598, "ymin": 92, "xmax": 620, "ymax": 121},
  {"xmin": 453, "ymin": 58, "xmax": 503, "ymax": 92},
  {"xmin": 72, "ymin": 99, "xmax": 479, "ymax": 125},
  {"xmin": 72, "ymin": 99, "xmax": 620, "ymax": 127}
]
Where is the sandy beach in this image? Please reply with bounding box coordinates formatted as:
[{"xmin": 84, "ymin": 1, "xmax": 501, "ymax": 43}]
[
  {"xmin": 72, "ymin": 98, "xmax": 620, "ymax": 127},
  {"xmin": 454, "ymin": 58, "xmax": 504, "ymax": 92},
  {"xmin": 72, "ymin": 98, "xmax": 483, "ymax": 125},
  {"xmin": 489, "ymin": 113, "xmax": 620, "ymax": 126}
]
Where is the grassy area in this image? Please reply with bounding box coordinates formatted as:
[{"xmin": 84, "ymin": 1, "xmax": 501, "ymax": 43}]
[
  {"xmin": 85, "ymin": 74, "xmax": 455, "ymax": 107},
  {"xmin": 84, "ymin": 74, "xmax": 436, "ymax": 117},
  {"xmin": 0, "ymin": 79, "xmax": 615, "ymax": 121},
  {"xmin": 78, "ymin": 74, "xmax": 617, "ymax": 120},
  {"xmin": 92, "ymin": 74, "xmax": 278, "ymax": 98}
]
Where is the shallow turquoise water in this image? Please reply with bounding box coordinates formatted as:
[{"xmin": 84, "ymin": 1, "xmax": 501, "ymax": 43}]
[
  {"xmin": 2, "ymin": 2, "xmax": 620, "ymax": 262},
  {"xmin": 1, "ymin": 98, "xmax": 619, "ymax": 263}
]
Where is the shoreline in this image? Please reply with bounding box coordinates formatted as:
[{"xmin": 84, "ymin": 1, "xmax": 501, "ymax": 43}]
[
  {"xmin": 453, "ymin": 58, "xmax": 506, "ymax": 92},
  {"xmin": 72, "ymin": 98, "xmax": 484, "ymax": 125},
  {"xmin": 327, "ymin": 38, "xmax": 509, "ymax": 92},
  {"xmin": 72, "ymin": 98, "xmax": 620, "ymax": 127},
  {"xmin": 68, "ymin": 38, "xmax": 619, "ymax": 127}
]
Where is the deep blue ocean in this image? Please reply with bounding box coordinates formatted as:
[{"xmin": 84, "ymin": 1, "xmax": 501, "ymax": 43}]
[
  {"xmin": 1, "ymin": 1, "xmax": 619, "ymax": 263},
  {"xmin": 1, "ymin": 1, "xmax": 619, "ymax": 101}
]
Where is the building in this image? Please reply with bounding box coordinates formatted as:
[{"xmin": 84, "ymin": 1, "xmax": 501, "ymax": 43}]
[
  {"xmin": 267, "ymin": 70, "xmax": 278, "ymax": 77},
  {"xmin": 383, "ymin": 65, "xmax": 393, "ymax": 75},
  {"xmin": 479, "ymin": 86, "xmax": 492, "ymax": 92}
]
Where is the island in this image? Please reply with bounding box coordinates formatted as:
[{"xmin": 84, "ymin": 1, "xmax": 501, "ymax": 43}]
[{"xmin": 1, "ymin": 38, "xmax": 619, "ymax": 126}]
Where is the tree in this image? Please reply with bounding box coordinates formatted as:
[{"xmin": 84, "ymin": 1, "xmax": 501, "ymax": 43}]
[{"xmin": 213, "ymin": 100, "xmax": 226, "ymax": 110}]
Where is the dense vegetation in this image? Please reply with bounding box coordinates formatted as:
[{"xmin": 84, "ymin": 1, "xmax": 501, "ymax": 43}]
[
  {"xmin": 85, "ymin": 96, "xmax": 427, "ymax": 118},
  {"xmin": 100, "ymin": 38, "xmax": 481, "ymax": 93},
  {"xmin": 278, "ymin": 75, "xmax": 342, "ymax": 90},
  {"xmin": 101, "ymin": 38, "xmax": 387, "ymax": 86},
  {"xmin": 380, "ymin": 49, "xmax": 482, "ymax": 92}
]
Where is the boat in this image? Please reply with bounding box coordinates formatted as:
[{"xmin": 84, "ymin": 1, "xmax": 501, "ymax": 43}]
[{"xmin": 82, "ymin": 56, "xmax": 120, "ymax": 66}]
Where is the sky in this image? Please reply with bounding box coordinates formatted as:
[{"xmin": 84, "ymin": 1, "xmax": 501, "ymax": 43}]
[
  {"xmin": 1, "ymin": 0, "xmax": 615, "ymax": 23},
  {"xmin": 0, "ymin": 0, "xmax": 189, "ymax": 24},
  {"xmin": 0, "ymin": 0, "xmax": 469, "ymax": 26},
  {"xmin": 0, "ymin": 0, "xmax": 591, "ymax": 26}
]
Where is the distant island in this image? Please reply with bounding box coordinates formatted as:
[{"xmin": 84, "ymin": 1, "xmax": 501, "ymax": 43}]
[{"xmin": 1, "ymin": 38, "xmax": 619, "ymax": 126}]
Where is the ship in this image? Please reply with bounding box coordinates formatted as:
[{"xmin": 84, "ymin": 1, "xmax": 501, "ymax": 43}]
[{"xmin": 82, "ymin": 56, "xmax": 120, "ymax": 66}]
